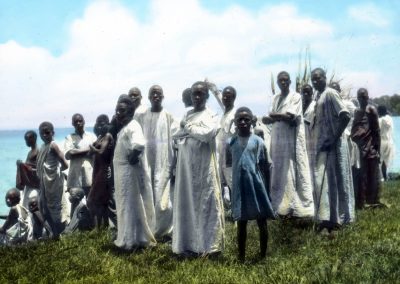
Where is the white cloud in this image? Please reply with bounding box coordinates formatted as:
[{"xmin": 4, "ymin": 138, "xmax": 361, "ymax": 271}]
[
  {"xmin": 0, "ymin": 0, "xmax": 398, "ymax": 130},
  {"xmin": 348, "ymin": 3, "xmax": 390, "ymax": 27}
]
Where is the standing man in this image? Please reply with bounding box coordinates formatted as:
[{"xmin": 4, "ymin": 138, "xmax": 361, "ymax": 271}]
[
  {"xmin": 308, "ymin": 68, "xmax": 355, "ymax": 234},
  {"xmin": 262, "ymin": 71, "xmax": 314, "ymax": 219},
  {"xmin": 64, "ymin": 113, "xmax": 97, "ymax": 196},
  {"xmin": 135, "ymin": 85, "xmax": 178, "ymax": 240},
  {"xmin": 216, "ymin": 86, "xmax": 237, "ymax": 205},
  {"xmin": 351, "ymin": 88, "xmax": 382, "ymax": 208},
  {"xmin": 128, "ymin": 87, "xmax": 147, "ymax": 117}
]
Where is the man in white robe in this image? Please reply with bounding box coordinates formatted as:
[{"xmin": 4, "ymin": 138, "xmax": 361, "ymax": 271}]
[
  {"xmin": 262, "ymin": 71, "xmax": 314, "ymax": 218},
  {"xmin": 64, "ymin": 114, "xmax": 96, "ymax": 196},
  {"xmin": 113, "ymin": 95, "xmax": 156, "ymax": 250},
  {"xmin": 377, "ymin": 105, "xmax": 395, "ymax": 181},
  {"xmin": 135, "ymin": 85, "xmax": 178, "ymax": 240},
  {"xmin": 172, "ymin": 81, "xmax": 224, "ymax": 256}
]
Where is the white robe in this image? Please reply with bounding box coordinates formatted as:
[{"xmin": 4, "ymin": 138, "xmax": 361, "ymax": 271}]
[
  {"xmin": 135, "ymin": 109, "xmax": 179, "ymax": 239},
  {"xmin": 172, "ymin": 108, "xmax": 224, "ymax": 254},
  {"xmin": 216, "ymin": 108, "xmax": 236, "ymax": 189},
  {"xmin": 379, "ymin": 114, "xmax": 395, "ymax": 168},
  {"xmin": 113, "ymin": 120, "xmax": 156, "ymax": 250},
  {"xmin": 270, "ymin": 91, "xmax": 314, "ymax": 218}
]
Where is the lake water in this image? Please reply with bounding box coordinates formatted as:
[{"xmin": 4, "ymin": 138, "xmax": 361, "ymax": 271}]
[{"xmin": 0, "ymin": 119, "xmax": 399, "ymax": 216}]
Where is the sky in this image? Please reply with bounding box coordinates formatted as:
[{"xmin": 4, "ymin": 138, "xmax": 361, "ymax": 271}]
[{"xmin": 0, "ymin": 0, "xmax": 399, "ymax": 129}]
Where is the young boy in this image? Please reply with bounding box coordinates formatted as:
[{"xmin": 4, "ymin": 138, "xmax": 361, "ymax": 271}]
[
  {"xmin": 0, "ymin": 188, "xmax": 30, "ymax": 245},
  {"xmin": 16, "ymin": 130, "xmax": 40, "ymax": 208},
  {"xmin": 64, "ymin": 187, "xmax": 92, "ymax": 234},
  {"xmin": 88, "ymin": 115, "xmax": 115, "ymax": 229},
  {"xmin": 28, "ymin": 196, "xmax": 54, "ymax": 240},
  {"xmin": 229, "ymin": 107, "xmax": 276, "ymax": 261},
  {"xmin": 37, "ymin": 121, "xmax": 69, "ymax": 238}
]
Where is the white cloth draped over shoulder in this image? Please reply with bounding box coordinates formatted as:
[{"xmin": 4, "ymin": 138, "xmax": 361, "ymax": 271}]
[
  {"xmin": 172, "ymin": 108, "xmax": 224, "ymax": 255},
  {"xmin": 379, "ymin": 114, "xmax": 395, "ymax": 168},
  {"xmin": 216, "ymin": 108, "xmax": 236, "ymax": 189},
  {"xmin": 135, "ymin": 109, "xmax": 179, "ymax": 239},
  {"xmin": 269, "ymin": 91, "xmax": 314, "ymax": 218},
  {"xmin": 113, "ymin": 119, "xmax": 156, "ymax": 250},
  {"xmin": 64, "ymin": 132, "xmax": 97, "ymax": 188},
  {"xmin": 307, "ymin": 87, "xmax": 355, "ymax": 225}
]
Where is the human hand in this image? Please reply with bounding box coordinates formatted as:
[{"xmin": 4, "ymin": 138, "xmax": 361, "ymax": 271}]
[
  {"xmin": 180, "ymin": 119, "xmax": 187, "ymax": 129},
  {"xmin": 128, "ymin": 150, "xmax": 141, "ymax": 165},
  {"xmin": 320, "ymin": 137, "xmax": 335, "ymax": 152},
  {"xmin": 16, "ymin": 159, "xmax": 23, "ymax": 166}
]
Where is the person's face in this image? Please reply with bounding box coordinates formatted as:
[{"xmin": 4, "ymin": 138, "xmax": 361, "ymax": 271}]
[
  {"xmin": 39, "ymin": 126, "xmax": 54, "ymax": 144},
  {"xmin": 115, "ymin": 102, "xmax": 131, "ymax": 125},
  {"xmin": 222, "ymin": 90, "xmax": 235, "ymax": 109},
  {"xmin": 94, "ymin": 119, "xmax": 108, "ymax": 136},
  {"xmin": 357, "ymin": 90, "xmax": 369, "ymax": 109},
  {"xmin": 5, "ymin": 192, "xmax": 18, "ymax": 207},
  {"xmin": 235, "ymin": 111, "xmax": 253, "ymax": 134},
  {"xmin": 72, "ymin": 115, "xmax": 85, "ymax": 133},
  {"xmin": 149, "ymin": 88, "xmax": 164, "ymax": 108},
  {"xmin": 24, "ymin": 133, "xmax": 36, "ymax": 147},
  {"xmin": 28, "ymin": 198, "xmax": 39, "ymax": 212},
  {"xmin": 311, "ymin": 71, "xmax": 326, "ymax": 92},
  {"xmin": 129, "ymin": 91, "xmax": 142, "ymax": 108},
  {"xmin": 301, "ymin": 87, "xmax": 313, "ymax": 105},
  {"xmin": 191, "ymin": 89, "xmax": 207, "ymax": 111},
  {"xmin": 277, "ymin": 74, "xmax": 291, "ymax": 92}
]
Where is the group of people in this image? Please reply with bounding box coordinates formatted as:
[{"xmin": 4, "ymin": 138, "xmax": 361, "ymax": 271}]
[{"xmin": 0, "ymin": 67, "xmax": 395, "ymax": 262}]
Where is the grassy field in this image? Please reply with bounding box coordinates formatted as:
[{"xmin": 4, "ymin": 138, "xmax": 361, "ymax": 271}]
[{"xmin": 1, "ymin": 181, "xmax": 399, "ymax": 283}]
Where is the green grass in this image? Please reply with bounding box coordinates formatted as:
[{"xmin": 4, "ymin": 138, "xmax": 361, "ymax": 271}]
[{"xmin": 1, "ymin": 181, "xmax": 399, "ymax": 284}]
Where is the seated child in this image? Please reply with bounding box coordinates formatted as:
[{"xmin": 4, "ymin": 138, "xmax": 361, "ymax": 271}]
[
  {"xmin": 228, "ymin": 107, "xmax": 276, "ymax": 261},
  {"xmin": 63, "ymin": 187, "xmax": 92, "ymax": 234},
  {"xmin": 28, "ymin": 196, "xmax": 54, "ymax": 240},
  {"xmin": 0, "ymin": 188, "xmax": 30, "ymax": 245}
]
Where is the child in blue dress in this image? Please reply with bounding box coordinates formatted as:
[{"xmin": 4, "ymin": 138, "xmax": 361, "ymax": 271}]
[{"xmin": 228, "ymin": 107, "xmax": 276, "ymax": 261}]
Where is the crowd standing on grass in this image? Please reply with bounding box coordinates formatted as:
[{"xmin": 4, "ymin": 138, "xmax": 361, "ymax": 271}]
[{"xmin": 0, "ymin": 68, "xmax": 396, "ymax": 261}]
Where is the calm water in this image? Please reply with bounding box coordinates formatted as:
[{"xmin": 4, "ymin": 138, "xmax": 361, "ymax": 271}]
[{"xmin": 1, "ymin": 119, "xmax": 399, "ymax": 215}]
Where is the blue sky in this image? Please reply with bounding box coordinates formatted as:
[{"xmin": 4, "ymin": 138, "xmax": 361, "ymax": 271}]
[{"xmin": 0, "ymin": 0, "xmax": 399, "ymax": 129}]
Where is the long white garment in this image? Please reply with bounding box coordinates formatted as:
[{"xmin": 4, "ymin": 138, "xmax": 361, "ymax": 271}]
[
  {"xmin": 270, "ymin": 91, "xmax": 314, "ymax": 218},
  {"xmin": 343, "ymin": 99, "xmax": 360, "ymax": 168},
  {"xmin": 379, "ymin": 114, "xmax": 395, "ymax": 168},
  {"xmin": 308, "ymin": 87, "xmax": 355, "ymax": 224},
  {"xmin": 135, "ymin": 109, "xmax": 179, "ymax": 239},
  {"xmin": 64, "ymin": 132, "xmax": 97, "ymax": 188},
  {"xmin": 216, "ymin": 108, "xmax": 236, "ymax": 189},
  {"xmin": 133, "ymin": 104, "xmax": 148, "ymax": 118},
  {"xmin": 304, "ymin": 100, "xmax": 316, "ymax": 172},
  {"xmin": 113, "ymin": 120, "xmax": 156, "ymax": 250},
  {"xmin": 172, "ymin": 108, "xmax": 224, "ymax": 254}
]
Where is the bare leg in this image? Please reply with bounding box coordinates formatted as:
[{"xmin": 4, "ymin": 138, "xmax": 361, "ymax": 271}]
[
  {"xmin": 257, "ymin": 218, "xmax": 268, "ymax": 258},
  {"xmin": 237, "ymin": 220, "xmax": 247, "ymax": 261}
]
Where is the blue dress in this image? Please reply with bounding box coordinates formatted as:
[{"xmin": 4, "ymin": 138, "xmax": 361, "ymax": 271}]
[{"xmin": 229, "ymin": 134, "xmax": 276, "ymax": 221}]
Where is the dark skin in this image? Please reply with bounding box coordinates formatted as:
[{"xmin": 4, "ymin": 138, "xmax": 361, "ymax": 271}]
[
  {"xmin": 17, "ymin": 132, "xmax": 38, "ymax": 167},
  {"xmin": 149, "ymin": 86, "xmax": 164, "ymax": 112},
  {"xmin": 182, "ymin": 88, "xmax": 193, "ymax": 108},
  {"xmin": 311, "ymin": 69, "xmax": 350, "ymax": 152},
  {"xmin": 65, "ymin": 114, "xmax": 92, "ymax": 160},
  {"xmin": 222, "ymin": 88, "xmax": 236, "ymax": 114},
  {"xmin": 28, "ymin": 197, "xmax": 54, "ymax": 238},
  {"xmin": 115, "ymin": 102, "xmax": 142, "ymax": 165},
  {"xmin": 39, "ymin": 125, "xmax": 68, "ymax": 171},
  {"xmin": 0, "ymin": 189, "xmax": 21, "ymax": 233},
  {"xmin": 262, "ymin": 73, "xmax": 295, "ymax": 125},
  {"xmin": 301, "ymin": 85, "xmax": 313, "ymax": 115},
  {"xmin": 128, "ymin": 87, "xmax": 142, "ymax": 110},
  {"xmin": 234, "ymin": 111, "xmax": 269, "ymax": 261},
  {"xmin": 181, "ymin": 84, "xmax": 208, "ymax": 129},
  {"xmin": 94, "ymin": 116, "xmax": 109, "ymax": 137}
]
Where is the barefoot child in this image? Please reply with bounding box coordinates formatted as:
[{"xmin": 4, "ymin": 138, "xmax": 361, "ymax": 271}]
[
  {"xmin": 229, "ymin": 107, "xmax": 276, "ymax": 261},
  {"xmin": 0, "ymin": 188, "xmax": 30, "ymax": 245},
  {"xmin": 37, "ymin": 122, "xmax": 69, "ymax": 238}
]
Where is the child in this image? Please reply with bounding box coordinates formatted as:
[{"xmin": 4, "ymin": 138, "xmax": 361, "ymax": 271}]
[
  {"xmin": 37, "ymin": 121, "xmax": 69, "ymax": 238},
  {"xmin": 88, "ymin": 115, "xmax": 114, "ymax": 229},
  {"xmin": 28, "ymin": 196, "xmax": 54, "ymax": 240},
  {"xmin": 63, "ymin": 187, "xmax": 92, "ymax": 234},
  {"xmin": 0, "ymin": 188, "xmax": 30, "ymax": 245},
  {"xmin": 229, "ymin": 107, "xmax": 276, "ymax": 261},
  {"xmin": 16, "ymin": 130, "xmax": 40, "ymax": 208}
]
